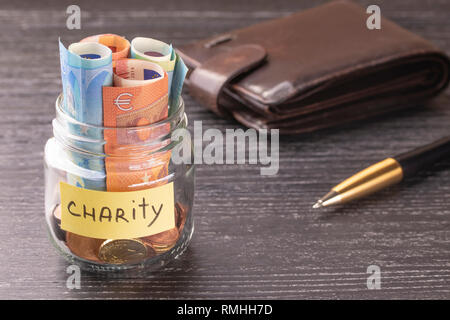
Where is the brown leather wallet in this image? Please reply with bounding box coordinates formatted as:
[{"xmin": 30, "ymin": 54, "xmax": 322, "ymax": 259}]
[{"xmin": 177, "ymin": 0, "xmax": 450, "ymax": 134}]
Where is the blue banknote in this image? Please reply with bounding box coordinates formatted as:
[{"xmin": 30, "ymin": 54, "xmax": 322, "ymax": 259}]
[
  {"xmin": 59, "ymin": 40, "xmax": 113, "ymax": 190},
  {"xmin": 169, "ymin": 52, "xmax": 188, "ymax": 111}
]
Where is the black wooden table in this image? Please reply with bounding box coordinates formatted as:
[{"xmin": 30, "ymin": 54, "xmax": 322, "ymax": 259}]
[{"xmin": 0, "ymin": 0, "xmax": 449, "ymax": 299}]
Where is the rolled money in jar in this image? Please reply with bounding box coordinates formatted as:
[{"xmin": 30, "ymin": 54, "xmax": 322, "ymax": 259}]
[
  {"xmin": 102, "ymin": 57, "xmax": 170, "ymax": 192},
  {"xmin": 130, "ymin": 36, "xmax": 187, "ymax": 110},
  {"xmin": 130, "ymin": 37, "xmax": 175, "ymax": 91},
  {"xmin": 80, "ymin": 33, "xmax": 130, "ymax": 61},
  {"xmin": 113, "ymin": 59, "xmax": 165, "ymax": 87},
  {"xmin": 131, "ymin": 37, "xmax": 173, "ymax": 62},
  {"xmin": 59, "ymin": 39, "xmax": 113, "ymax": 191},
  {"xmin": 142, "ymin": 227, "xmax": 179, "ymax": 254},
  {"xmin": 66, "ymin": 233, "xmax": 105, "ymax": 262}
]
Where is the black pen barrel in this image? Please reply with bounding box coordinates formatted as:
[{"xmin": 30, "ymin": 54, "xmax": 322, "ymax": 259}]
[{"xmin": 394, "ymin": 136, "xmax": 450, "ymax": 178}]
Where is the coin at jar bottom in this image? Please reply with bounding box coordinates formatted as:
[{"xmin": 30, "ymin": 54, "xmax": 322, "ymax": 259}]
[
  {"xmin": 142, "ymin": 227, "xmax": 179, "ymax": 254},
  {"xmin": 52, "ymin": 204, "xmax": 66, "ymax": 241},
  {"xmin": 66, "ymin": 233, "xmax": 104, "ymax": 262},
  {"xmin": 175, "ymin": 203, "xmax": 187, "ymax": 232},
  {"xmin": 98, "ymin": 239, "xmax": 152, "ymax": 264}
]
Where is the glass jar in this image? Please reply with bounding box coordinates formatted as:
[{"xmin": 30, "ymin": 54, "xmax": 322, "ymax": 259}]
[{"xmin": 44, "ymin": 95, "xmax": 195, "ymax": 273}]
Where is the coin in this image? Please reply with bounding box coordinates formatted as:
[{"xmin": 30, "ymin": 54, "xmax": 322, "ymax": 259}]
[
  {"xmin": 142, "ymin": 227, "xmax": 179, "ymax": 254},
  {"xmin": 52, "ymin": 204, "xmax": 66, "ymax": 241},
  {"xmin": 98, "ymin": 239, "xmax": 148, "ymax": 264},
  {"xmin": 147, "ymin": 242, "xmax": 177, "ymax": 254},
  {"xmin": 175, "ymin": 203, "xmax": 187, "ymax": 232},
  {"xmin": 66, "ymin": 232, "xmax": 104, "ymax": 262}
]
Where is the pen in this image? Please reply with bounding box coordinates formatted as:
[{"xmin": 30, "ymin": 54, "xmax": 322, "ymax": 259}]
[{"xmin": 313, "ymin": 136, "xmax": 450, "ymax": 209}]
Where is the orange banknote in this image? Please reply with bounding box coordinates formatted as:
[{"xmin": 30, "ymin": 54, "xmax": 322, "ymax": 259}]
[
  {"xmin": 102, "ymin": 59, "xmax": 171, "ymax": 192},
  {"xmin": 81, "ymin": 34, "xmax": 130, "ymax": 62}
]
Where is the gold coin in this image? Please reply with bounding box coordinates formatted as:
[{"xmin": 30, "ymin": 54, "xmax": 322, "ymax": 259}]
[
  {"xmin": 145, "ymin": 240, "xmax": 176, "ymax": 254},
  {"xmin": 145, "ymin": 227, "xmax": 179, "ymax": 246},
  {"xmin": 142, "ymin": 227, "xmax": 179, "ymax": 254},
  {"xmin": 98, "ymin": 239, "xmax": 148, "ymax": 264},
  {"xmin": 151, "ymin": 243, "xmax": 177, "ymax": 254},
  {"xmin": 66, "ymin": 233, "xmax": 104, "ymax": 262}
]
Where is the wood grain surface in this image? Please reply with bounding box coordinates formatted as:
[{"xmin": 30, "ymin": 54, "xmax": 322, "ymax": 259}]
[{"xmin": 0, "ymin": 0, "xmax": 448, "ymax": 299}]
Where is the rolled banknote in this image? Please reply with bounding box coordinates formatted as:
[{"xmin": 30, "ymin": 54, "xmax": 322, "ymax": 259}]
[
  {"xmin": 114, "ymin": 58, "xmax": 165, "ymax": 87},
  {"xmin": 80, "ymin": 34, "xmax": 130, "ymax": 62},
  {"xmin": 131, "ymin": 37, "xmax": 175, "ymax": 89},
  {"xmin": 102, "ymin": 59, "xmax": 170, "ymax": 192},
  {"xmin": 60, "ymin": 40, "xmax": 113, "ymax": 125},
  {"xmin": 130, "ymin": 37, "xmax": 173, "ymax": 63},
  {"xmin": 170, "ymin": 52, "xmax": 188, "ymax": 112},
  {"xmin": 59, "ymin": 40, "xmax": 113, "ymax": 190},
  {"xmin": 58, "ymin": 37, "xmax": 186, "ymax": 192},
  {"xmin": 130, "ymin": 37, "xmax": 188, "ymax": 108}
]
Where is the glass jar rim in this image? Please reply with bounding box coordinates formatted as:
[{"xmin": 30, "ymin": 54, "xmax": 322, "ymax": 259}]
[
  {"xmin": 52, "ymin": 94, "xmax": 187, "ymax": 157},
  {"xmin": 55, "ymin": 93, "xmax": 185, "ymax": 130}
]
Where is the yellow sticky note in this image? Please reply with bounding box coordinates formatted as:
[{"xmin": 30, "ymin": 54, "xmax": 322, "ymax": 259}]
[{"xmin": 60, "ymin": 182, "xmax": 175, "ymax": 239}]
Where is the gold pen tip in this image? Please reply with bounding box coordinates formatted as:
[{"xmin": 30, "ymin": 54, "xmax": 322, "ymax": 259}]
[
  {"xmin": 313, "ymin": 190, "xmax": 337, "ymax": 209},
  {"xmin": 312, "ymin": 201, "xmax": 323, "ymax": 209}
]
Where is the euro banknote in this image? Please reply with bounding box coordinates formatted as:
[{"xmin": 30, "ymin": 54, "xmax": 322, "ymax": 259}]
[
  {"xmin": 58, "ymin": 37, "xmax": 186, "ymax": 192},
  {"xmin": 80, "ymin": 34, "xmax": 130, "ymax": 62},
  {"xmin": 170, "ymin": 52, "xmax": 188, "ymax": 112},
  {"xmin": 59, "ymin": 39, "xmax": 113, "ymax": 190},
  {"xmin": 114, "ymin": 58, "xmax": 165, "ymax": 87},
  {"xmin": 130, "ymin": 37, "xmax": 175, "ymax": 90},
  {"xmin": 130, "ymin": 37, "xmax": 188, "ymax": 108},
  {"xmin": 102, "ymin": 58, "xmax": 170, "ymax": 192}
]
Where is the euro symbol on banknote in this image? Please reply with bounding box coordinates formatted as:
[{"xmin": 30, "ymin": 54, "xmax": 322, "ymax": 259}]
[{"xmin": 114, "ymin": 92, "xmax": 133, "ymax": 111}]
